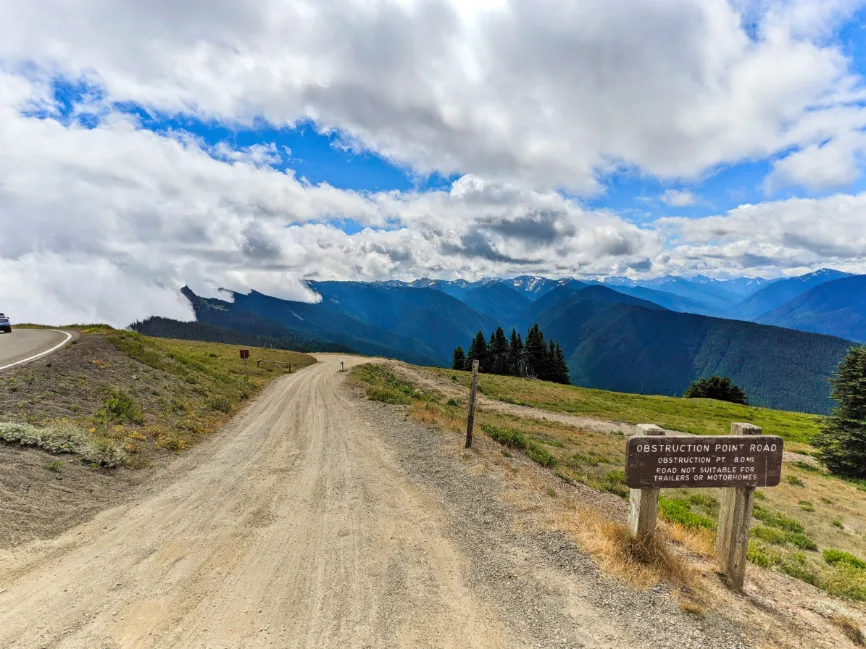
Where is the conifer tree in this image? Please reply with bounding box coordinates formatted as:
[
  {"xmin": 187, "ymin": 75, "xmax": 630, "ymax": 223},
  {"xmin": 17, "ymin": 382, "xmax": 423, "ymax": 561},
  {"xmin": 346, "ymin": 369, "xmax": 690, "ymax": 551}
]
[
  {"xmin": 814, "ymin": 346, "xmax": 866, "ymax": 478},
  {"xmin": 545, "ymin": 339, "xmax": 557, "ymax": 382},
  {"xmin": 489, "ymin": 326, "xmax": 510, "ymax": 375},
  {"xmin": 524, "ymin": 323, "xmax": 547, "ymax": 379},
  {"xmin": 508, "ymin": 329, "xmax": 524, "ymax": 376},
  {"xmin": 465, "ymin": 330, "xmax": 489, "ymax": 372},
  {"xmin": 451, "ymin": 345, "xmax": 466, "ymax": 371},
  {"xmin": 553, "ymin": 343, "xmax": 571, "ymax": 384}
]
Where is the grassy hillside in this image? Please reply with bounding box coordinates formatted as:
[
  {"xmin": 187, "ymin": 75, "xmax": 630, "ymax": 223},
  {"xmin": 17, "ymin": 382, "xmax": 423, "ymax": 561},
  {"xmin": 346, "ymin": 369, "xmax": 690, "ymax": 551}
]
[
  {"xmin": 426, "ymin": 366, "xmax": 821, "ymax": 446},
  {"xmin": 352, "ymin": 362, "xmax": 866, "ymax": 606},
  {"xmin": 0, "ymin": 328, "xmax": 316, "ymax": 466},
  {"xmin": 537, "ymin": 286, "xmax": 850, "ymax": 414},
  {"xmin": 131, "ymin": 316, "xmax": 354, "ymax": 353}
]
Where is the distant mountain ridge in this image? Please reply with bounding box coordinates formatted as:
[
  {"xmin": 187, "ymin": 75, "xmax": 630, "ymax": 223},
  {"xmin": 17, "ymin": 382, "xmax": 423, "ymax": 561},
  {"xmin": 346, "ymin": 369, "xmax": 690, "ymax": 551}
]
[
  {"xmin": 757, "ymin": 275, "xmax": 866, "ymax": 342},
  {"xmin": 733, "ymin": 269, "xmax": 853, "ymax": 321},
  {"xmin": 160, "ymin": 274, "xmax": 860, "ymax": 415}
]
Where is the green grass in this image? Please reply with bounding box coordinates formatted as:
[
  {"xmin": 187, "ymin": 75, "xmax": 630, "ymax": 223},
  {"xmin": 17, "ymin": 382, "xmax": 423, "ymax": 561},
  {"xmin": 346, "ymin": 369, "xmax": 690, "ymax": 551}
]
[
  {"xmin": 481, "ymin": 423, "xmax": 557, "ymax": 467},
  {"xmin": 348, "ymin": 364, "xmax": 431, "ymax": 405},
  {"xmin": 824, "ymin": 549, "xmax": 866, "ymax": 570},
  {"xmin": 658, "ymin": 497, "xmax": 716, "ymax": 530},
  {"xmin": 428, "ymin": 367, "xmax": 822, "ymax": 445},
  {"xmin": 752, "ymin": 505, "xmax": 804, "ymax": 533}
]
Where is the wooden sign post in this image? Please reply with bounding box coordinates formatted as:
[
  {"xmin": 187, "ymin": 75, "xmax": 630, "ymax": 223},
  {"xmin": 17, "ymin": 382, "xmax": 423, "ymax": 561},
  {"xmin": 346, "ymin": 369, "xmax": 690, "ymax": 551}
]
[
  {"xmin": 625, "ymin": 422, "xmax": 783, "ymax": 590},
  {"xmin": 628, "ymin": 424, "xmax": 665, "ymax": 541},
  {"xmin": 465, "ymin": 360, "xmax": 479, "ymax": 449},
  {"xmin": 239, "ymin": 349, "xmax": 250, "ymax": 381},
  {"xmin": 340, "ymin": 361, "xmax": 344, "ymax": 372},
  {"xmin": 716, "ymin": 423, "xmax": 764, "ymax": 590}
]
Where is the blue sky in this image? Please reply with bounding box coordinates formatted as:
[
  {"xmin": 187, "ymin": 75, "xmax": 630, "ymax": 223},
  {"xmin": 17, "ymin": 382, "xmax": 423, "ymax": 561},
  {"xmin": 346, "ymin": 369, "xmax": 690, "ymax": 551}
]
[{"xmin": 4, "ymin": 0, "xmax": 866, "ymax": 325}]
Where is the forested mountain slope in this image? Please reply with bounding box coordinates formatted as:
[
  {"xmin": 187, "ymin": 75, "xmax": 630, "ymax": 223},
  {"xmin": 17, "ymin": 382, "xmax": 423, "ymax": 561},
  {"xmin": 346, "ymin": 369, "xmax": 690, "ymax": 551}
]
[
  {"xmin": 757, "ymin": 275, "xmax": 866, "ymax": 342},
  {"xmin": 536, "ymin": 286, "xmax": 851, "ymax": 414}
]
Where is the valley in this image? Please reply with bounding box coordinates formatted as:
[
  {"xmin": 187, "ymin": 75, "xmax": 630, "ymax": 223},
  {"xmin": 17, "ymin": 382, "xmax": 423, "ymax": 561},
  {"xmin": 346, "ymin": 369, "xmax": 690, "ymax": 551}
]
[{"xmin": 141, "ymin": 269, "xmax": 866, "ymax": 415}]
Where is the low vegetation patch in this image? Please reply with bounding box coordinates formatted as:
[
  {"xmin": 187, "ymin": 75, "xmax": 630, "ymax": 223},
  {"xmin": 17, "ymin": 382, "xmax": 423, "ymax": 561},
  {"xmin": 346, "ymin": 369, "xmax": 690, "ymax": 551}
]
[
  {"xmin": 426, "ymin": 366, "xmax": 821, "ymax": 446},
  {"xmin": 658, "ymin": 497, "xmax": 716, "ymax": 531},
  {"xmin": 824, "ymin": 549, "xmax": 866, "ymax": 570},
  {"xmin": 0, "ymin": 421, "xmax": 125, "ymax": 467},
  {"xmin": 0, "ymin": 329, "xmax": 316, "ymax": 468}
]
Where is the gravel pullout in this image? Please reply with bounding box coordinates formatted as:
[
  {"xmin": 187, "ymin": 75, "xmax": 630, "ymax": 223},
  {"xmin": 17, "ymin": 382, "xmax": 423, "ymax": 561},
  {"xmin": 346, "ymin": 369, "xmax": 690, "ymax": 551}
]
[{"xmin": 357, "ymin": 387, "xmax": 752, "ymax": 649}]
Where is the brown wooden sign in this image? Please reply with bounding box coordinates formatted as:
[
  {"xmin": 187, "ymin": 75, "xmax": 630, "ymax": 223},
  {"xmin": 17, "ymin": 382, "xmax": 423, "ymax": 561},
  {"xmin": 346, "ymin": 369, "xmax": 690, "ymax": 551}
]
[
  {"xmin": 625, "ymin": 435, "xmax": 783, "ymax": 489},
  {"xmin": 239, "ymin": 349, "xmax": 250, "ymax": 360}
]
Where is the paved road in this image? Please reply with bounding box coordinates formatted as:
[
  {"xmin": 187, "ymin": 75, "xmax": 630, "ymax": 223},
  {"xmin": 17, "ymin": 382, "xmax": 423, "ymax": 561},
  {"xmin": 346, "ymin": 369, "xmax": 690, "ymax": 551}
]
[
  {"xmin": 0, "ymin": 356, "xmax": 519, "ymax": 648},
  {"xmin": 0, "ymin": 329, "xmax": 71, "ymax": 371}
]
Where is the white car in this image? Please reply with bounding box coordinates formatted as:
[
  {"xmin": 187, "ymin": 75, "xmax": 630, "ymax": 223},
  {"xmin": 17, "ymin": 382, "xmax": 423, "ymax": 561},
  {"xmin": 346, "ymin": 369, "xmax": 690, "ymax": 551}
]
[{"xmin": 0, "ymin": 314, "xmax": 11, "ymax": 334}]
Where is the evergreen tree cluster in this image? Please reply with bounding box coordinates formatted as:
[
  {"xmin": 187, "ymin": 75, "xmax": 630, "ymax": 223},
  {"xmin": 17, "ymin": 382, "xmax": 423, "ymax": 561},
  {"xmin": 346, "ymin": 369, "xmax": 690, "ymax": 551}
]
[{"xmin": 452, "ymin": 324, "xmax": 570, "ymax": 384}]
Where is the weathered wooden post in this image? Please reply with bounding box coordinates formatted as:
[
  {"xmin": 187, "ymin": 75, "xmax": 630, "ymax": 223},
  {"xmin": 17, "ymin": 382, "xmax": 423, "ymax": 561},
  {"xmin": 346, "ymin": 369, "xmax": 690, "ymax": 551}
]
[
  {"xmin": 340, "ymin": 361, "xmax": 344, "ymax": 372},
  {"xmin": 465, "ymin": 359, "xmax": 479, "ymax": 448},
  {"xmin": 625, "ymin": 421, "xmax": 782, "ymax": 591},
  {"xmin": 628, "ymin": 424, "xmax": 665, "ymax": 541},
  {"xmin": 717, "ymin": 423, "xmax": 763, "ymax": 591}
]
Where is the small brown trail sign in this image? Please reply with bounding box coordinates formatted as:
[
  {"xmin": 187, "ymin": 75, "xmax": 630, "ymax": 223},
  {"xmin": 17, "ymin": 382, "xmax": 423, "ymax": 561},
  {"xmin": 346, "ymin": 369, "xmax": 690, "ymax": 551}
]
[{"xmin": 625, "ymin": 435, "xmax": 783, "ymax": 489}]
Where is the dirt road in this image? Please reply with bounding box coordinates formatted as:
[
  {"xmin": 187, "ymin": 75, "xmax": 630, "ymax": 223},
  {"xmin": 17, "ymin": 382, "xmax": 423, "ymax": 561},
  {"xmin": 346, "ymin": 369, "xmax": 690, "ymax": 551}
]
[
  {"xmin": 0, "ymin": 356, "xmax": 519, "ymax": 648},
  {"xmin": 0, "ymin": 355, "xmax": 748, "ymax": 649}
]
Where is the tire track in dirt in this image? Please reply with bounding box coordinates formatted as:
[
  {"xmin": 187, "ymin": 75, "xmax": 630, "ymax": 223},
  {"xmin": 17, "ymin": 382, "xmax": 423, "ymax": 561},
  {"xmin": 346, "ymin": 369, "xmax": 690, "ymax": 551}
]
[{"xmin": 0, "ymin": 357, "xmax": 511, "ymax": 649}]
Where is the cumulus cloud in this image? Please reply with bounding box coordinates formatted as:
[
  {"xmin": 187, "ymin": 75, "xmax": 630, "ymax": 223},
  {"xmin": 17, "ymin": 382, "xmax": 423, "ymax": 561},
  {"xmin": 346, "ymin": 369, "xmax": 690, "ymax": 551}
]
[
  {"xmin": 658, "ymin": 193, "xmax": 866, "ymax": 275},
  {"xmin": 661, "ymin": 190, "xmax": 699, "ymax": 207},
  {"xmin": 2, "ymin": 1, "xmax": 866, "ymax": 325},
  {"xmin": 1, "ymin": 0, "xmax": 865, "ymax": 191},
  {"xmin": 0, "ymin": 72, "xmax": 665, "ymax": 324}
]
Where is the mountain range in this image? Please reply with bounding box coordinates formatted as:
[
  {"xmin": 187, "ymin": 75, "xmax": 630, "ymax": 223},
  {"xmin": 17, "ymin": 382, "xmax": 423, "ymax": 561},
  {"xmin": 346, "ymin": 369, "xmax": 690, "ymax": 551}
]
[{"xmin": 130, "ymin": 269, "xmax": 866, "ymax": 415}]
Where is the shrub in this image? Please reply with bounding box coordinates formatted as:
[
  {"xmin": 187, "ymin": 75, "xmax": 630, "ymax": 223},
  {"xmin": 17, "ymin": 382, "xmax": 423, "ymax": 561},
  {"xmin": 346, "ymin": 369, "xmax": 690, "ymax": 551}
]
[
  {"xmin": 823, "ymin": 566, "xmax": 866, "ymax": 601},
  {"xmin": 683, "ymin": 375, "xmax": 748, "ymax": 405},
  {"xmin": 824, "ymin": 549, "xmax": 866, "ymax": 570},
  {"xmin": 0, "ymin": 421, "xmax": 125, "ymax": 467},
  {"xmin": 752, "ymin": 525, "xmax": 788, "ymax": 545},
  {"xmin": 98, "ymin": 388, "xmax": 144, "ymax": 424},
  {"xmin": 525, "ymin": 440, "xmax": 556, "ymax": 467},
  {"xmin": 208, "ymin": 396, "xmax": 233, "ymax": 413},
  {"xmin": 786, "ymin": 475, "xmax": 805, "ymax": 487},
  {"xmin": 787, "ymin": 533, "xmax": 818, "ymax": 551},
  {"xmin": 798, "ymin": 500, "xmax": 815, "ymax": 512}
]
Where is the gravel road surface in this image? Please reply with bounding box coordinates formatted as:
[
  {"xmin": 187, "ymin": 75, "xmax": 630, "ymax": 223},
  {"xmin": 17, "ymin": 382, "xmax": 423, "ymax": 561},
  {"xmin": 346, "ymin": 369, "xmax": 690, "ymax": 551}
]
[{"xmin": 0, "ymin": 355, "xmax": 748, "ymax": 648}]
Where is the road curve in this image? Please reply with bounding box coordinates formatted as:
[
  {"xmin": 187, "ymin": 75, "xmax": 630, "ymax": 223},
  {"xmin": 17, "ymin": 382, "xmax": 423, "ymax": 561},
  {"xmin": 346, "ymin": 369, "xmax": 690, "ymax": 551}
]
[
  {"xmin": 0, "ymin": 329, "xmax": 72, "ymax": 371},
  {"xmin": 0, "ymin": 356, "xmax": 513, "ymax": 649}
]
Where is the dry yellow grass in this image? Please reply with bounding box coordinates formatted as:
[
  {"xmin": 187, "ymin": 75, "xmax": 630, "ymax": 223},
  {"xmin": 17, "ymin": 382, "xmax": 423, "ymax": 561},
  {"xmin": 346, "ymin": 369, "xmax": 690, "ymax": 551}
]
[{"xmin": 832, "ymin": 614, "xmax": 866, "ymax": 646}]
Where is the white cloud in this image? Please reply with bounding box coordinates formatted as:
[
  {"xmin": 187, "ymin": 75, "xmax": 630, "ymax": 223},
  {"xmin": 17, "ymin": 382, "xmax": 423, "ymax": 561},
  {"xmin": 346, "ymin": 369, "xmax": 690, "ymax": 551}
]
[
  {"xmin": 658, "ymin": 193, "xmax": 866, "ymax": 274},
  {"xmin": 764, "ymin": 134, "xmax": 866, "ymax": 192},
  {"xmin": 0, "ymin": 72, "xmax": 664, "ymax": 325},
  {"xmin": 0, "ymin": 0, "xmax": 864, "ymax": 191},
  {"xmin": 661, "ymin": 189, "xmax": 699, "ymax": 207},
  {"xmin": 2, "ymin": 2, "xmax": 866, "ymax": 325}
]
